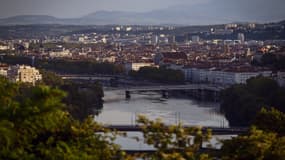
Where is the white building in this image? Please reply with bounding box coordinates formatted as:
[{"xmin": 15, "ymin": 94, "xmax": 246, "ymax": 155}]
[
  {"xmin": 7, "ymin": 65, "xmax": 42, "ymax": 84},
  {"xmin": 0, "ymin": 64, "xmax": 9, "ymax": 77},
  {"xmin": 49, "ymin": 49, "xmax": 71, "ymax": 58},
  {"xmin": 0, "ymin": 68, "xmax": 7, "ymax": 77},
  {"xmin": 191, "ymin": 36, "xmax": 200, "ymax": 43},
  {"xmin": 97, "ymin": 56, "xmax": 116, "ymax": 63},
  {"xmin": 238, "ymin": 33, "xmax": 245, "ymax": 43},
  {"xmin": 225, "ymin": 23, "xmax": 238, "ymax": 29},
  {"xmin": 151, "ymin": 35, "xmax": 159, "ymax": 45},
  {"xmin": 233, "ymin": 71, "xmax": 272, "ymax": 84},
  {"xmin": 125, "ymin": 62, "xmax": 155, "ymax": 73},
  {"xmin": 183, "ymin": 66, "xmax": 272, "ymax": 85},
  {"xmin": 23, "ymin": 42, "xmax": 30, "ymax": 49},
  {"xmin": 78, "ymin": 37, "xmax": 85, "ymax": 42},
  {"xmin": 0, "ymin": 45, "xmax": 9, "ymax": 50}
]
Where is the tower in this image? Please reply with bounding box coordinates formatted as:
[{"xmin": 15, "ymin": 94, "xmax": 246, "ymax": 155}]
[{"xmin": 237, "ymin": 33, "xmax": 245, "ymax": 44}]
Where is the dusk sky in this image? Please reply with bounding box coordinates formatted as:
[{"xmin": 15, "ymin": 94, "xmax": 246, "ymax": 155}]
[{"xmin": 0, "ymin": 0, "xmax": 284, "ymax": 22}]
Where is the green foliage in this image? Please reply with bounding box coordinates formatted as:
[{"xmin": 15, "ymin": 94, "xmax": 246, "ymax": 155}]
[
  {"xmin": 30, "ymin": 42, "xmax": 97, "ymax": 50},
  {"xmin": 2, "ymin": 70, "xmax": 285, "ymax": 159},
  {"xmin": 220, "ymin": 127, "xmax": 285, "ymax": 160},
  {"xmin": 254, "ymin": 53, "xmax": 285, "ymax": 70},
  {"xmin": 61, "ymin": 82, "xmax": 104, "ymax": 121},
  {"xmin": 1, "ymin": 77, "xmax": 215, "ymax": 159},
  {"xmin": 219, "ymin": 108, "xmax": 285, "ymax": 160},
  {"xmin": 38, "ymin": 60, "xmax": 125, "ymax": 75},
  {"xmin": 0, "ymin": 77, "xmax": 123, "ymax": 159},
  {"xmin": 136, "ymin": 115, "xmax": 212, "ymax": 160},
  {"xmin": 1, "ymin": 55, "xmax": 125, "ymax": 75},
  {"xmin": 39, "ymin": 70, "xmax": 104, "ymax": 121},
  {"xmin": 220, "ymin": 77, "xmax": 285, "ymax": 126},
  {"xmin": 129, "ymin": 66, "xmax": 185, "ymax": 84},
  {"xmin": 254, "ymin": 108, "xmax": 285, "ymax": 136},
  {"xmin": 39, "ymin": 70, "xmax": 64, "ymax": 87}
]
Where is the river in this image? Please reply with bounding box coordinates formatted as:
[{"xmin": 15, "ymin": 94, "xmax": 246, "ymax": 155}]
[
  {"xmin": 95, "ymin": 89, "xmax": 229, "ymax": 127},
  {"xmin": 94, "ymin": 88, "xmax": 230, "ymax": 150}
]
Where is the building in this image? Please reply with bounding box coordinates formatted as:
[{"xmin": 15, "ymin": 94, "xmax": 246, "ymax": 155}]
[
  {"xmin": 97, "ymin": 56, "xmax": 116, "ymax": 63},
  {"xmin": 0, "ymin": 45, "xmax": 9, "ymax": 50},
  {"xmin": 151, "ymin": 35, "xmax": 159, "ymax": 45},
  {"xmin": 0, "ymin": 64, "xmax": 9, "ymax": 77},
  {"xmin": 154, "ymin": 52, "xmax": 188, "ymax": 65},
  {"xmin": 23, "ymin": 42, "xmax": 30, "ymax": 49},
  {"xmin": 183, "ymin": 66, "xmax": 272, "ymax": 85},
  {"xmin": 248, "ymin": 23, "xmax": 256, "ymax": 29},
  {"xmin": 0, "ymin": 69, "xmax": 7, "ymax": 77},
  {"xmin": 225, "ymin": 23, "xmax": 238, "ymax": 30},
  {"xmin": 78, "ymin": 37, "xmax": 85, "ymax": 42},
  {"xmin": 0, "ymin": 65, "xmax": 8, "ymax": 77},
  {"xmin": 238, "ymin": 33, "xmax": 245, "ymax": 43},
  {"xmin": 125, "ymin": 62, "xmax": 155, "ymax": 73},
  {"xmin": 168, "ymin": 35, "xmax": 176, "ymax": 44},
  {"xmin": 7, "ymin": 65, "xmax": 42, "ymax": 84},
  {"xmin": 49, "ymin": 49, "xmax": 71, "ymax": 58},
  {"xmin": 191, "ymin": 36, "xmax": 200, "ymax": 43}
]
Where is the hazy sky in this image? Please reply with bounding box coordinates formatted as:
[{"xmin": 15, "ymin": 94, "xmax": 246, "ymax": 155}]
[
  {"xmin": 0, "ymin": 0, "xmax": 284, "ymax": 20},
  {"xmin": 0, "ymin": 0, "xmax": 208, "ymax": 18}
]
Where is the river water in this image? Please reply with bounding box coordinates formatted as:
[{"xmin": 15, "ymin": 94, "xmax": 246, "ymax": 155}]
[
  {"xmin": 95, "ymin": 89, "xmax": 229, "ymax": 127},
  {"xmin": 94, "ymin": 89, "xmax": 230, "ymax": 150}
]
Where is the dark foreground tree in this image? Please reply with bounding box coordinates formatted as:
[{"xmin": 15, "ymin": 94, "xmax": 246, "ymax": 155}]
[
  {"xmin": 220, "ymin": 77, "xmax": 285, "ymax": 126},
  {"xmin": 220, "ymin": 108, "xmax": 285, "ymax": 160},
  {"xmin": 254, "ymin": 108, "xmax": 285, "ymax": 136},
  {"xmin": 134, "ymin": 115, "xmax": 212, "ymax": 160},
  {"xmin": 221, "ymin": 128, "xmax": 285, "ymax": 160},
  {"xmin": 0, "ymin": 77, "xmax": 123, "ymax": 159}
]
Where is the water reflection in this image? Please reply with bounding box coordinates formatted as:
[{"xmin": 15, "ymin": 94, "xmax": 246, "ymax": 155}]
[{"xmin": 95, "ymin": 90, "xmax": 229, "ymax": 127}]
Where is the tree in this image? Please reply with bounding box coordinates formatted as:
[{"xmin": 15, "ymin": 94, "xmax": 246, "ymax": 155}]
[
  {"xmin": 0, "ymin": 77, "xmax": 214, "ymax": 159},
  {"xmin": 135, "ymin": 115, "xmax": 212, "ymax": 160},
  {"xmin": 0, "ymin": 77, "xmax": 123, "ymax": 159},
  {"xmin": 220, "ymin": 108, "xmax": 285, "ymax": 160},
  {"xmin": 220, "ymin": 77, "xmax": 285, "ymax": 126},
  {"xmin": 253, "ymin": 108, "xmax": 285, "ymax": 136},
  {"xmin": 220, "ymin": 127, "xmax": 285, "ymax": 160},
  {"xmin": 62, "ymin": 82, "xmax": 104, "ymax": 121},
  {"xmin": 39, "ymin": 70, "xmax": 104, "ymax": 121},
  {"xmin": 39, "ymin": 70, "xmax": 64, "ymax": 87},
  {"xmin": 130, "ymin": 67, "xmax": 185, "ymax": 84},
  {"xmin": 220, "ymin": 85, "xmax": 263, "ymax": 126},
  {"xmin": 261, "ymin": 53, "xmax": 277, "ymax": 66}
]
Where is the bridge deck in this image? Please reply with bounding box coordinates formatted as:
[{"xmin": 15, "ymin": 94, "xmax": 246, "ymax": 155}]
[
  {"xmin": 113, "ymin": 84, "xmax": 226, "ymax": 92},
  {"xmin": 103, "ymin": 125, "xmax": 248, "ymax": 135}
]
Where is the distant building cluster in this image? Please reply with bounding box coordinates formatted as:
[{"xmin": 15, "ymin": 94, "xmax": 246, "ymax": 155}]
[{"xmin": 0, "ymin": 22, "xmax": 285, "ymax": 86}]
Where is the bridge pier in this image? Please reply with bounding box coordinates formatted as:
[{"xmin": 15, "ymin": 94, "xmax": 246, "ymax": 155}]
[
  {"xmin": 118, "ymin": 84, "xmax": 224, "ymax": 101},
  {"xmin": 213, "ymin": 91, "xmax": 219, "ymax": 102},
  {"xmin": 125, "ymin": 90, "xmax": 131, "ymax": 99},
  {"xmin": 161, "ymin": 90, "xmax": 169, "ymax": 99},
  {"xmin": 200, "ymin": 89, "xmax": 206, "ymax": 101}
]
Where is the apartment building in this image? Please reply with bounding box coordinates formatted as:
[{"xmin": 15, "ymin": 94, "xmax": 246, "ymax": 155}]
[
  {"xmin": 183, "ymin": 66, "xmax": 272, "ymax": 85},
  {"xmin": 8, "ymin": 65, "xmax": 42, "ymax": 84}
]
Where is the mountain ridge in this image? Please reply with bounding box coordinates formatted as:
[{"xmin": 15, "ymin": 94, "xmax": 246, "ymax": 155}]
[{"xmin": 0, "ymin": 7, "xmax": 285, "ymax": 26}]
